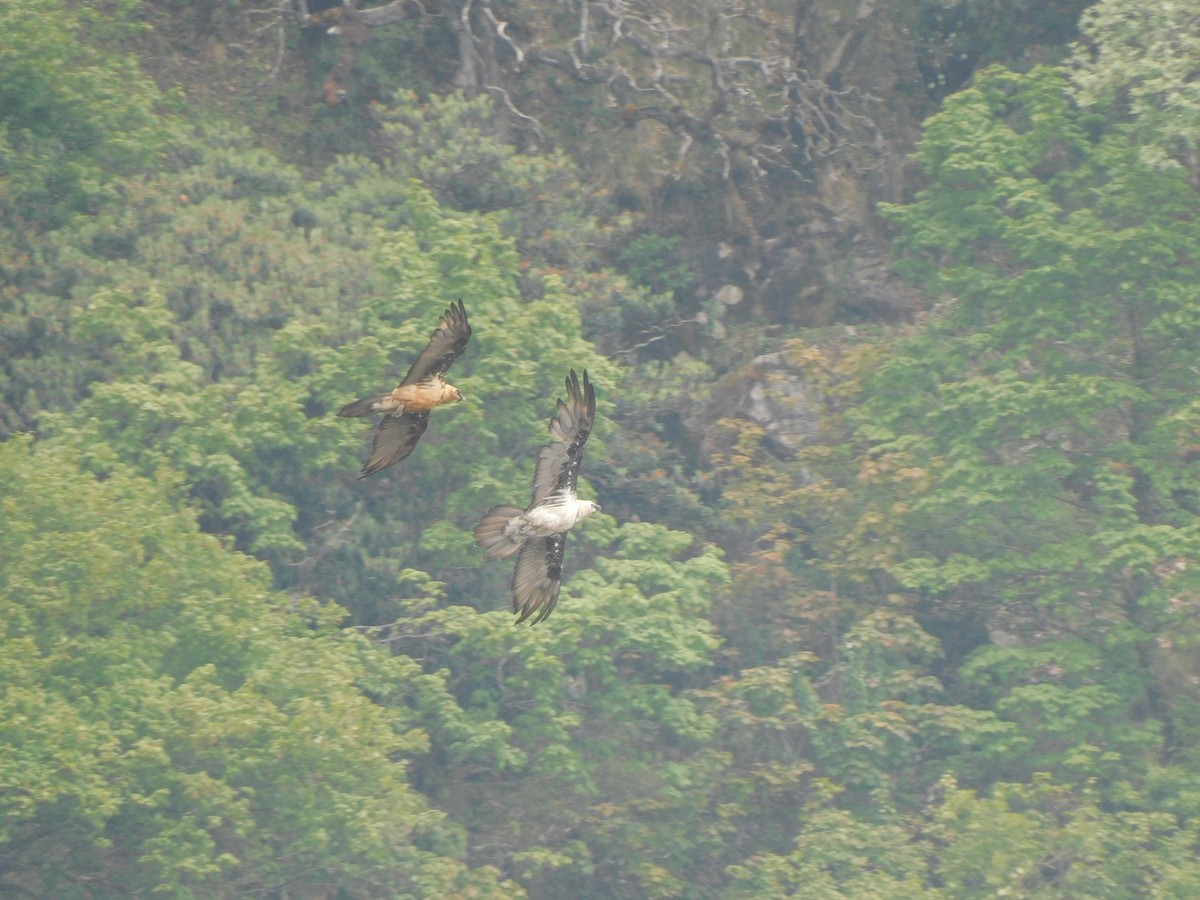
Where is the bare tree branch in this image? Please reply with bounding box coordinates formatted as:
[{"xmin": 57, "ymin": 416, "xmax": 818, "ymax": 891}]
[{"xmin": 296, "ymin": 0, "xmax": 884, "ymax": 179}]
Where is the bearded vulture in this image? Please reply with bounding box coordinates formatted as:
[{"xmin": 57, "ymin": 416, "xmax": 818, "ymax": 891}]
[
  {"xmin": 337, "ymin": 300, "xmax": 471, "ymax": 479},
  {"xmin": 474, "ymin": 369, "xmax": 601, "ymax": 624}
]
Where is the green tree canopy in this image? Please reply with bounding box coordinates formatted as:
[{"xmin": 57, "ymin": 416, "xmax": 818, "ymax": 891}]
[
  {"xmin": 1072, "ymin": 0, "xmax": 1200, "ymax": 181},
  {"xmin": 0, "ymin": 436, "xmax": 516, "ymax": 897},
  {"xmin": 0, "ymin": 0, "xmax": 166, "ymax": 237},
  {"xmin": 868, "ymin": 64, "xmax": 1200, "ymax": 776}
]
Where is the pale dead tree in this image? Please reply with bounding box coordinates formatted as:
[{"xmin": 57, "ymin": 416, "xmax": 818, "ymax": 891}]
[
  {"xmin": 295, "ymin": 0, "xmax": 884, "ymax": 182},
  {"xmin": 294, "ymin": 0, "xmax": 508, "ymax": 95},
  {"xmin": 580, "ymin": 0, "xmax": 884, "ymax": 179},
  {"xmin": 295, "ymin": 0, "xmax": 419, "ymax": 28}
]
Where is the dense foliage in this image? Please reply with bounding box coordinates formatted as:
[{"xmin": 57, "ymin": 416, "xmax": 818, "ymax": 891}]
[{"xmin": 3, "ymin": 0, "xmax": 1200, "ymax": 896}]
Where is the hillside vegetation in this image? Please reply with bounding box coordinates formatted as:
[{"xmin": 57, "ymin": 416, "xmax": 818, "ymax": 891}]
[{"xmin": 4, "ymin": 0, "xmax": 1200, "ymax": 896}]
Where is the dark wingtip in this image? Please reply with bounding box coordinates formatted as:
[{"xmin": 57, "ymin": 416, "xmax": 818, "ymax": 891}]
[
  {"xmin": 577, "ymin": 369, "xmax": 596, "ymax": 425},
  {"xmin": 356, "ymin": 461, "xmax": 384, "ymax": 479},
  {"xmin": 513, "ymin": 604, "xmax": 551, "ymax": 626},
  {"xmin": 565, "ymin": 369, "xmax": 582, "ymax": 409},
  {"xmin": 450, "ymin": 298, "xmax": 469, "ymax": 331},
  {"xmin": 582, "ymin": 368, "xmax": 595, "ymax": 409}
]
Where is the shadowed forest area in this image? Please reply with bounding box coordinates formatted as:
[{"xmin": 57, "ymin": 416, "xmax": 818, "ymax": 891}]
[{"xmin": 4, "ymin": 0, "xmax": 1200, "ymax": 896}]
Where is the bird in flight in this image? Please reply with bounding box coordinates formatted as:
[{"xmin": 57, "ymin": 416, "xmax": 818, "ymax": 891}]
[
  {"xmin": 338, "ymin": 300, "xmax": 471, "ymax": 479},
  {"xmin": 474, "ymin": 369, "xmax": 601, "ymax": 624}
]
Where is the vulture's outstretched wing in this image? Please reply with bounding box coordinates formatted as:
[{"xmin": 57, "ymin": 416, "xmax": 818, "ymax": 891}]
[
  {"xmin": 357, "ymin": 411, "xmax": 430, "ymax": 480},
  {"xmin": 400, "ymin": 299, "xmax": 471, "ymax": 385},
  {"xmin": 511, "ymin": 534, "xmax": 566, "ymax": 625},
  {"xmin": 529, "ymin": 369, "xmax": 596, "ymax": 507}
]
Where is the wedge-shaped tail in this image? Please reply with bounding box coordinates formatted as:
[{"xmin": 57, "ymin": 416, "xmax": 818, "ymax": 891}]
[
  {"xmin": 473, "ymin": 505, "xmax": 525, "ymax": 561},
  {"xmin": 337, "ymin": 394, "xmax": 395, "ymax": 418}
]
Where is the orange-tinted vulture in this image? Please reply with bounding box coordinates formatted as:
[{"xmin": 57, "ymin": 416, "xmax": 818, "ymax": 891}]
[{"xmin": 338, "ymin": 300, "xmax": 471, "ymax": 478}]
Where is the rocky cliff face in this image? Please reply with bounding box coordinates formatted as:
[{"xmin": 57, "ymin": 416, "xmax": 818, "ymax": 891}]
[{"xmin": 740, "ymin": 351, "xmax": 828, "ymax": 456}]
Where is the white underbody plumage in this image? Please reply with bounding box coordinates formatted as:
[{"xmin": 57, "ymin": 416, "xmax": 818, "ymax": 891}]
[
  {"xmin": 517, "ymin": 497, "xmax": 596, "ymax": 536},
  {"xmin": 474, "ymin": 494, "xmax": 600, "ymax": 563}
]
